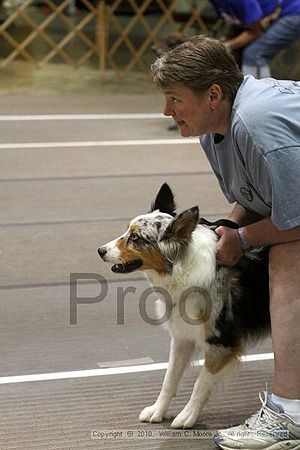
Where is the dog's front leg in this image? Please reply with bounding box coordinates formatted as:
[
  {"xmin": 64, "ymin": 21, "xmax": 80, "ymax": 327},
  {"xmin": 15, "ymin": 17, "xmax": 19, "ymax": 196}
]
[
  {"xmin": 139, "ymin": 339, "xmax": 194, "ymax": 423},
  {"xmin": 171, "ymin": 349, "xmax": 238, "ymax": 428}
]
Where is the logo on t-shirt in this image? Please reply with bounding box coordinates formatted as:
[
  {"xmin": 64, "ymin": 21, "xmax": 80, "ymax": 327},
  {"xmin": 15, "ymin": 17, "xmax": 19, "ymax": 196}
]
[
  {"xmin": 240, "ymin": 184, "xmax": 253, "ymax": 202},
  {"xmin": 271, "ymin": 80, "xmax": 299, "ymax": 95}
]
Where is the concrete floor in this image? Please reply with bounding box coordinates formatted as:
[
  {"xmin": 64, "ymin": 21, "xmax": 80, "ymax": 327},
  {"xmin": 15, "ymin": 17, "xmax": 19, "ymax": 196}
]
[{"xmin": 0, "ymin": 62, "xmax": 274, "ymax": 449}]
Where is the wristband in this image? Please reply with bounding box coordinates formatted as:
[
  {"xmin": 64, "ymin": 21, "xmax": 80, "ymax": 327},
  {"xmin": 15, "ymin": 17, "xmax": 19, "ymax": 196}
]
[{"xmin": 237, "ymin": 227, "xmax": 251, "ymax": 251}]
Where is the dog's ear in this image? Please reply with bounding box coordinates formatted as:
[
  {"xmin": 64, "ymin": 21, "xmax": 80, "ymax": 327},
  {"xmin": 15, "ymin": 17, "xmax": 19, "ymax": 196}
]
[
  {"xmin": 150, "ymin": 183, "xmax": 176, "ymax": 216},
  {"xmin": 163, "ymin": 206, "xmax": 199, "ymax": 244}
]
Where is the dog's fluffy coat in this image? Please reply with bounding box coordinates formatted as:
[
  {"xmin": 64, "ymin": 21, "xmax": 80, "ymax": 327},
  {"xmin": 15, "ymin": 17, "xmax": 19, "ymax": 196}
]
[{"xmin": 98, "ymin": 184, "xmax": 270, "ymax": 428}]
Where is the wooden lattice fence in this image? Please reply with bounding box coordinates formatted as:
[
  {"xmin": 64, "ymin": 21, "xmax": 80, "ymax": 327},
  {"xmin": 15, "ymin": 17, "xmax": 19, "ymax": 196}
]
[
  {"xmin": 0, "ymin": 0, "xmax": 100, "ymax": 68},
  {"xmin": 0, "ymin": 1, "xmax": 299, "ymax": 79},
  {"xmin": 0, "ymin": 0, "xmax": 214, "ymax": 77}
]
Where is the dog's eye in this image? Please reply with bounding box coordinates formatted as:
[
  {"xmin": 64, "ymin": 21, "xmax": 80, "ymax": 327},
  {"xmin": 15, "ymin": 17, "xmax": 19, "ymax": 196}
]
[
  {"xmin": 128, "ymin": 232, "xmax": 152, "ymax": 245},
  {"xmin": 129, "ymin": 233, "xmax": 141, "ymax": 242}
]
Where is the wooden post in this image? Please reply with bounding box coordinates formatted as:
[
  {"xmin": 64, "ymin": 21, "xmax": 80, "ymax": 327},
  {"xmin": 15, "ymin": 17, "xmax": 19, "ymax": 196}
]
[{"xmin": 97, "ymin": 0, "xmax": 107, "ymax": 81}]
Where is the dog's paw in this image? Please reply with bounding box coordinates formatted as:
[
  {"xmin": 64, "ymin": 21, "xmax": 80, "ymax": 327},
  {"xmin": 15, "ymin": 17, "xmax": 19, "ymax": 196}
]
[
  {"xmin": 171, "ymin": 404, "xmax": 198, "ymax": 429},
  {"xmin": 139, "ymin": 404, "xmax": 165, "ymax": 423}
]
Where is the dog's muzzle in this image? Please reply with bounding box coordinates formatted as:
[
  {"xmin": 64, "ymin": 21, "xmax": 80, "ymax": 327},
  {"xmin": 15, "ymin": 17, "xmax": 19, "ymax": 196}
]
[{"xmin": 97, "ymin": 247, "xmax": 143, "ymax": 273}]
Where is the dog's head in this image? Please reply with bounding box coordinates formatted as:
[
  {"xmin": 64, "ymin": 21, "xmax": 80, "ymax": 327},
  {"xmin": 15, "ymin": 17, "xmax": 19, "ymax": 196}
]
[{"xmin": 98, "ymin": 183, "xmax": 199, "ymax": 275}]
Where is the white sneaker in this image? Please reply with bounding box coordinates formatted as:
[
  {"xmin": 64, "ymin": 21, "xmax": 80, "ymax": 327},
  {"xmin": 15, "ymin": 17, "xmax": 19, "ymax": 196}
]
[{"xmin": 214, "ymin": 391, "xmax": 300, "ymax": 450}]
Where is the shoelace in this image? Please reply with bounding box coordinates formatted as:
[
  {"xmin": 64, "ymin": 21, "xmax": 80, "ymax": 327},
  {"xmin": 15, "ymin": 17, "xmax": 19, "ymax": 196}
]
[
  {"xmin": 245, "ymin": 391, "xmax": 270, "ymax": 427},
  {"xmin": 245, "ymin": 391, "xmax": 286, "ymax": 433}
]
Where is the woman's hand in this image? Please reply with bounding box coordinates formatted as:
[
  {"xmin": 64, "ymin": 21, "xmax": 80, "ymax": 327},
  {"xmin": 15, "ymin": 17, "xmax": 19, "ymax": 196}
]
[{"xmin": 215, "ymin": 226, "xmax": 243, "ymax": 266}]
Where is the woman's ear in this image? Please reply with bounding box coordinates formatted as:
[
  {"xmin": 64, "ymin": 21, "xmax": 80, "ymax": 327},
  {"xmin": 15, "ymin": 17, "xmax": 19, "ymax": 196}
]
[{"xmin": 208, "ymin": 84, "xmax": 223, "ymax": 110}]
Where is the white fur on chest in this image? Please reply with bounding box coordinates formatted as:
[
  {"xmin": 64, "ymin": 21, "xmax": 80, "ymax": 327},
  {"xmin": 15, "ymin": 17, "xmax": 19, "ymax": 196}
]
[
  {"xmin": 155, "ymin": 296, "xmax": 207, "ymax": 347},
  {"xmin": 147, "ymin": 226, "xmax": 218, "ymax": 350}
]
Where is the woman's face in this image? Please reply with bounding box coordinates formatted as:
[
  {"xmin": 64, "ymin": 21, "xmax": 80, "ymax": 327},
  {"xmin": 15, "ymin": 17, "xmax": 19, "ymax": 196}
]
[{"xmin": 163, "ymin": 85, "xmax": 214, "ymax": 137}]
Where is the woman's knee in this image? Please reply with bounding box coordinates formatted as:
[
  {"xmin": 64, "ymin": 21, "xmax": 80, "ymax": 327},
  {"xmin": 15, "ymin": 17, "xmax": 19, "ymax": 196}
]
[{"xmin": 269, "ymin": 240, "xmax": 300, "ymax": 286}]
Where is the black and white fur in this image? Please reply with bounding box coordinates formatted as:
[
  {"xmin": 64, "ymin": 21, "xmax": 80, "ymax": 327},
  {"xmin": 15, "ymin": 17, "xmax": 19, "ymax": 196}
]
[{"xmin": 98, "ymin": 183, "xmax": 270, "ymax": 428}]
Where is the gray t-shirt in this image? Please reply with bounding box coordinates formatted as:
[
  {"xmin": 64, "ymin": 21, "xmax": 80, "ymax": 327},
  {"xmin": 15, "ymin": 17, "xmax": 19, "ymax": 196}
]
[{"xmin": 200, "ymin": 75, "xmax": 300, "ymax": 230}]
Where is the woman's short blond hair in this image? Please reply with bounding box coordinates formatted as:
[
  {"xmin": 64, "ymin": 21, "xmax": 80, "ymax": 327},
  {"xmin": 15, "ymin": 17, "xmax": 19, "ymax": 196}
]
[{"xmin": 151, "ymin": 35, "xmax": 243, "ymax": 103}]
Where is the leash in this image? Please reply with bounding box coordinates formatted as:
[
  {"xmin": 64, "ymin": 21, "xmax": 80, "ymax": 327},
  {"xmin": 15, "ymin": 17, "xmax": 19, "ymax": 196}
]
[{"xmin": 198, "ymin": 217, "xmax": 239, "ymax": 230}]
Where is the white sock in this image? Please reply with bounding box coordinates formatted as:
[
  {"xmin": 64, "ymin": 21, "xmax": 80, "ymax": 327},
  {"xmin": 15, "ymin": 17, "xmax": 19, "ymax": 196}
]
[
  {"xmin": 258, "ymin": 65, "xmax": 271, "ymax": 79},
  {"xmin": 241, "ymin": 64, "xmax": 259, "ymax": 78},
  {"xmin": 271, "ymin": 393, "xmax": 300, "ymax": 424}
]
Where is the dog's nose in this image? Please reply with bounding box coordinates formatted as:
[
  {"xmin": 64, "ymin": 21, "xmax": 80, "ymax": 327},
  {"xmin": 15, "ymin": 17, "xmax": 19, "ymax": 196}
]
[{"xmin": 98, "ymin": 247, "xmax": 107, "ymax": 259}]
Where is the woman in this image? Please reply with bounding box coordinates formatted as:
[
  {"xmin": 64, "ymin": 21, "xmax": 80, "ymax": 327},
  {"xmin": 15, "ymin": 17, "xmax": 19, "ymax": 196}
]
[{"xmin": 151, "ymin": 35, "xmax": 300, "ymax": 450}]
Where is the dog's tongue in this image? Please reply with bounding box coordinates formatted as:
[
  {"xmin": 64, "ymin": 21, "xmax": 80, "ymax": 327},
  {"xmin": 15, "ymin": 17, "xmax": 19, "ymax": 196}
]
[{"xmin": 111, "ymin": 260, "xmax": 143, "ymax": 274}]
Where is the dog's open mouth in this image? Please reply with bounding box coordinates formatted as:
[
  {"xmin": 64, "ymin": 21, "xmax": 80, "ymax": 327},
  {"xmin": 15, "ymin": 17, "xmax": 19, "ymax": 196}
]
[{"xmin": 111, "ymin": 259, "xmax": 143, "ymax": 273}]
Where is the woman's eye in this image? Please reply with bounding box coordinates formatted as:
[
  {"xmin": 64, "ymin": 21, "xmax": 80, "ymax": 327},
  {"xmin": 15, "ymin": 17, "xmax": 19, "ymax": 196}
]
[{"xmin": 171, "ymin": 97, "xmax": 180, "ymax": 104}]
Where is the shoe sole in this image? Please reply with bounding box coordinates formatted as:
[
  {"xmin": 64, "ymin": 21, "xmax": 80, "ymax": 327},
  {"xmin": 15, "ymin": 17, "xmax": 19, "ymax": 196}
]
[{"xmin": 216, "ymin": 440, "xmax": 300, "ymax": 450}]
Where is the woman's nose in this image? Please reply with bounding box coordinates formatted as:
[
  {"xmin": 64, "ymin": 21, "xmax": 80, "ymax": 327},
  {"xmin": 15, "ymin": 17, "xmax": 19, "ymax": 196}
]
[{"xmin": 163, "ymin": 99, "xmax": 173, "ymax": 117}]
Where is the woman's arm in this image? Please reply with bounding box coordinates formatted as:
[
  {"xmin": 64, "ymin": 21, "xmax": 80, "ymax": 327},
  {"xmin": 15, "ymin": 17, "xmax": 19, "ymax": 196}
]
[
  {"xmin": 215, "ymin": 215, "xmax": 300, "ymax": 266},
  {"xmin": 239, "ymin": 218, "xmax": 300, "ymax": 248},
  {"xmin": 227, "ymin": 202, "xmax": 264, "ymax": 227}
]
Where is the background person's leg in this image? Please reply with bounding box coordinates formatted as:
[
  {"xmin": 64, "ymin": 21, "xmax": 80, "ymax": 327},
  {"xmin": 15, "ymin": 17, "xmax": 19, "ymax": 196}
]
[{"xmin": 242, "ymin": 15, "xmax": 300, "ymax": 77}]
